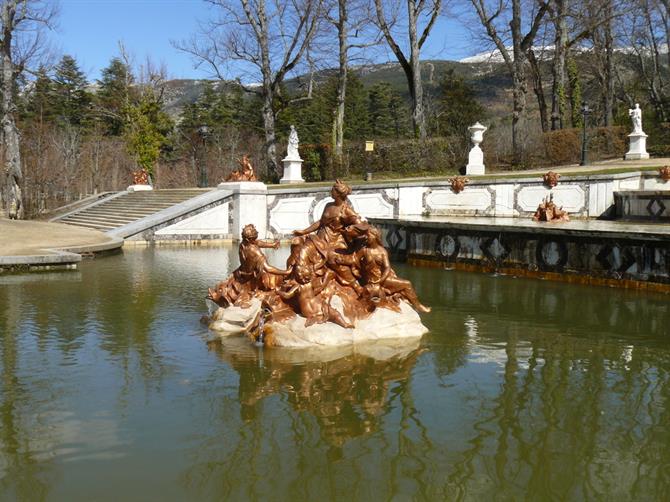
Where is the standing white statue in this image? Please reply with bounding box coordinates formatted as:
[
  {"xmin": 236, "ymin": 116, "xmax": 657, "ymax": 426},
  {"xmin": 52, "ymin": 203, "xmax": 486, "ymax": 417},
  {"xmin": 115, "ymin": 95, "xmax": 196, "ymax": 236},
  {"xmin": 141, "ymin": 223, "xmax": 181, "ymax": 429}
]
[
  {"xmin": 280, "ymin": 125, "xmax": 304, "ymax": 183},
  {"xmin": 629, "ymin": 103, "xmax": 643, "ymax": 134},
  {"xmin": 625, "ymin": 103, "xmax": 649, "ymax": 160},
  {"xmin": 286, "ymin": 125, "xmax": 301, "ymax": 160}
]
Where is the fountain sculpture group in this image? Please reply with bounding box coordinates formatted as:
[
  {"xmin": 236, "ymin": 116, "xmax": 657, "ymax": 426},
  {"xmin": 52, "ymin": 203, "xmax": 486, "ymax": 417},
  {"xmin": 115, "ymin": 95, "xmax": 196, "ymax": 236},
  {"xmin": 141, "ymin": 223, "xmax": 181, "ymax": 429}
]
[{"xmin": 206, "ymin": 180, "xmax": 430, "ymax": 347}]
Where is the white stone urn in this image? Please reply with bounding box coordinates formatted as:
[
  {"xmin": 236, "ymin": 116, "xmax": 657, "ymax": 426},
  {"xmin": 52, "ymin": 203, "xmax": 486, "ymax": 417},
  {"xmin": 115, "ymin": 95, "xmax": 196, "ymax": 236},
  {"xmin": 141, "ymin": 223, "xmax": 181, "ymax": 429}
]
[{"xmin": 465, "ymin": 122, "xmax": 487, "ymax": 175}]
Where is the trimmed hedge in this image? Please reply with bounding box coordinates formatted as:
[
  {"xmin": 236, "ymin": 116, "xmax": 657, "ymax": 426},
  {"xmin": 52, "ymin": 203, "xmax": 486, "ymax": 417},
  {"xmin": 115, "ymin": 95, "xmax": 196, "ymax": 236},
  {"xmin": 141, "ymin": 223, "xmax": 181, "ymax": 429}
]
[{"xmin": 296, "ymin": 126, "xmax": 629, "ymax": 181}]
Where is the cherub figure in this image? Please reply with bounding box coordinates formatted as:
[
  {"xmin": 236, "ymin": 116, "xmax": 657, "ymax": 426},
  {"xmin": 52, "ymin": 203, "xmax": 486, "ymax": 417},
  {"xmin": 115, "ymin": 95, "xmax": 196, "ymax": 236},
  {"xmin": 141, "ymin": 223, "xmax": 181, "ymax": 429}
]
[
  {"xmin": 208, "ymin": 224, "xmax": 289, "ymax": 307},
  {"xmin": 225, "ymin": 155, "xmax": 258, "ymax": 182},
  {"xmin": 333, "ymin": 227, "xmax": 430, "ymax": 313},
  {"xmin": 278, "ymin": 266, "xmax": 354, "ymax": 329}
]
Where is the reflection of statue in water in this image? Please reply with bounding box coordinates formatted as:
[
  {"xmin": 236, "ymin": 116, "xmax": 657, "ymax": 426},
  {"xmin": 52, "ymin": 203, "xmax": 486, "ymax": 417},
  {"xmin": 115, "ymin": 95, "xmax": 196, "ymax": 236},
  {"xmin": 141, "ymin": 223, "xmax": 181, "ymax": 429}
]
[
  {"xmin": 208, "ymin": 338, "xmax": 423, "ymax": 446},
  {"xmin": 207, "ymin": 180, "xmax": 429, "ymax": 343},
  {"xmin": 225, "ymin": 155, "xmax": 258, "ymax": 182},
  {"xmin": 629, "ymin": 103, "xmax": 643, "ymax": 134},
  {"xmin": 286, "ymin": 125, "xmax": 300, "ymax": 160}
]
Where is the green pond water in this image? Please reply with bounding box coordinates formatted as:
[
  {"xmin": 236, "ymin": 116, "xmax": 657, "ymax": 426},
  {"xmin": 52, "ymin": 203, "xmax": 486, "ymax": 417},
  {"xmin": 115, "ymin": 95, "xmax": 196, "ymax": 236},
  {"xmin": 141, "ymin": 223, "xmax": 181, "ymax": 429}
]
[{"xmin": 1, "ymin": 246, "xmax": 670, "ymax": 501}]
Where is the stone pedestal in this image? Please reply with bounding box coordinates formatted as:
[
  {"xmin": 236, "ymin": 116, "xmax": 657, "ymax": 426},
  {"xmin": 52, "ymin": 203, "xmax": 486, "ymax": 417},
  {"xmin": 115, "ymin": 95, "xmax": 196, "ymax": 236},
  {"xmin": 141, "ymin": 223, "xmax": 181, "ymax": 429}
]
[
  {"xmin": 217, "ymin": 181, "xmax": 268, "ymax": 240},
  {"xmin": 625, "ymin": 132, "xmax": 649, "ymax": 160},
  {"xmin": 465, "ymin": 122, "xmax": 487, "ymax": 175},
  {"xmin": 127, "ymin": 184, "xmax": 153, "ymax": 192},
  {"xmin": 280, "ymin": 158, "xmax": 304, "ymax": 184},
  {"xmin": 465, "ymin": 146, "xmax": 485, "ymax": 175}
]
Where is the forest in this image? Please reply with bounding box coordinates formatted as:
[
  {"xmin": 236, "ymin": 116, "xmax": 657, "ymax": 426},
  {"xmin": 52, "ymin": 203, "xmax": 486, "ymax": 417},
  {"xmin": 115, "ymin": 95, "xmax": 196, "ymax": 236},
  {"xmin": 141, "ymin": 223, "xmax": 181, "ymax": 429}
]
[{"xmin": 2, "ymin": 0, "xmax": 670, "ymax": 218}]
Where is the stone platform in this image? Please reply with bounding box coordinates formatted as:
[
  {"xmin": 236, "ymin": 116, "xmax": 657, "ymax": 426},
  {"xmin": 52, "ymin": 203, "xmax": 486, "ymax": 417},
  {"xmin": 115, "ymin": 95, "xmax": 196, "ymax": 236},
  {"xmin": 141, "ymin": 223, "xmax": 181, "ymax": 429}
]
[
  {"xmin": 371, "ymin": 216, "xmax": 670, "ymax": 293},
  {"xmin": 0, "ymin": 220, "xmax": 123, "ymax": 273},
  {"xmin": 614, "ymin": 190, "xmax": 670, "ymax": 221}
]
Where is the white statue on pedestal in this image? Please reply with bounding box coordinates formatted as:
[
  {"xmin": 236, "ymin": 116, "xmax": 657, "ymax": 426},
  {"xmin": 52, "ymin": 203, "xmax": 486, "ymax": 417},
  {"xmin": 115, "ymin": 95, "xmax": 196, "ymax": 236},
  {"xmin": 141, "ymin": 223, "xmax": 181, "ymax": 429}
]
[
  {"xmin": 286, "ymin": 125, "xmax": 301, "ymax": 160},
  {"xmin": 625, "ymin": 103, "xmax": 649, "ymax": 160},
  {"xmin": 465, "ymin": 122, "xmax": 487, "ymax": 176},
  {"xmin": 629, "ymin": 103, "xmax": 643, "ymax": 134},
  {"xmin": 280, "ymin": 125, "xmax": 305, "ymax": 183}
]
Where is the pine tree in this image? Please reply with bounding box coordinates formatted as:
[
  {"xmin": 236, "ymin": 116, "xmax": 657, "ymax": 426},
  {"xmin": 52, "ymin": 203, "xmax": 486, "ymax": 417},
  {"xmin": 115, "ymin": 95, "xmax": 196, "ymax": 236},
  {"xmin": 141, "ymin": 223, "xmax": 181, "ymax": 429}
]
[
  {"xmin": 51, "ymin": 55, "xmax": 91, "ymax": 127},
  {"xmin": 22, "ymin": 66, "xmax": 54, "ymax": 125},
  {"xmin": 433, "ymin": 70, "xmax": 485, "ymax": 137},
  {"xmin": 96, "ymin": 57, "xmax": 134, "ymax": 135},
  {"xmin": 124, "ymin": 92, "xmax": 173, "ymax": 175},
  {"xmin": 368, "ymin": 83, "xmax": 399, "ymax": 137}
]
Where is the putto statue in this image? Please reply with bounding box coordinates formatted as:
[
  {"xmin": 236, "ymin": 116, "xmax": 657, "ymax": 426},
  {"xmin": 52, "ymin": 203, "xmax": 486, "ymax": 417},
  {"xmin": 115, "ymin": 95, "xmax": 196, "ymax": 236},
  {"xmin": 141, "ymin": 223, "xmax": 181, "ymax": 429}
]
[
  {"xmin": 225, "ymin": 155, "xmax": 258, "ymax": 182},
  {"xmin": 206, "ymin": 180, "xmax": 430, "ymax": 347}
]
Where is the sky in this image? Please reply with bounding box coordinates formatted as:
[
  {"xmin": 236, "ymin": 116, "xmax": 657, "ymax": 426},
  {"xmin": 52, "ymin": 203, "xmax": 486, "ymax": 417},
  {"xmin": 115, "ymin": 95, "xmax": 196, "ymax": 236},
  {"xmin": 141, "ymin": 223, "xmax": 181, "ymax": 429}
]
[{"xmin": 56, "ymin": 0, "xmax": 475, "ymax": 81}]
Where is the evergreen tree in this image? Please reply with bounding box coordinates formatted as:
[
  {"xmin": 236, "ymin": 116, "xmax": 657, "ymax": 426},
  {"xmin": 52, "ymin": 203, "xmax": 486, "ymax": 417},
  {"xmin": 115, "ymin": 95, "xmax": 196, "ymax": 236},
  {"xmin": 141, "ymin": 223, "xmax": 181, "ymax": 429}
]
[
  {"xmin": 433, "ymin": 70, "xmax": 485, "ymax": 137},
  {"xmin": 22, "ymin": 66, "xmax": 54, "ymax": 125},
  {"xmin": 368, "ymin": 82, "xmax": 407, "ymax": 138},
  {"xmin": 342, "ymin": 74, "xmax": 369, "ymax": 140},
  {"xmin": 51, "ymin": 55, "xmax": 91, "ymax": 127},
  {"xmin": 96, "ymin": 57, "xmax": 134, "ymax": 135},
  {"xmin": 124, "ymin": 91, "xmax": 173, "ymax": 175}
]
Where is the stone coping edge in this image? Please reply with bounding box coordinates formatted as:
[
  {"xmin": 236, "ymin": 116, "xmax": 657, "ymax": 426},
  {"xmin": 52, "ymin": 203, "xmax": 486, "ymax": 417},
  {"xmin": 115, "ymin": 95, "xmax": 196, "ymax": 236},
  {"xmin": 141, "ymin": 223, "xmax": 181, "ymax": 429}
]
[
  {"xmin": 0, "ymin": 236, "xmax": 124, "ymax": 267},
  {"xmin": 267, "ymin": 170, "xmax": 651, "ymax": 194},
  {"xmin": 369, "ymin": 217, "xmax": 670, "ymax": 242}
]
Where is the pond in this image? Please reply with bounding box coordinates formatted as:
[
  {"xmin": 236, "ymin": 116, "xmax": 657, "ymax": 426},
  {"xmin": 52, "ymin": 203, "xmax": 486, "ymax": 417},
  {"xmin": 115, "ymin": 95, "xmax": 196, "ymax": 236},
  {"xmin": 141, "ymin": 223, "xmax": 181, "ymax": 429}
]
[{"xmin": 1, "ymin": 246, "xmax": 669, "ymax": 501}]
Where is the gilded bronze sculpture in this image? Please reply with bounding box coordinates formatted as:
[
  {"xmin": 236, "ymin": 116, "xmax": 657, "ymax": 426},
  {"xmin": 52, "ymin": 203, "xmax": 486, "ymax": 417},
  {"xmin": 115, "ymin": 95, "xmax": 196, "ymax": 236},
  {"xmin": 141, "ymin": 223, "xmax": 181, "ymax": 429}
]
[
  {"xmin": 533, "ymin": 194, "xmax": 570, "ymax": 222},
  {"xmin": 543, "ymin": 171, "xmax": 560, "ymax": 188},
  {"xmin": 448, "ymin": 176, "xmax": 468, "ymax": 194},
  {"xmin": 207, "ymin": 180, "xmax": 430, "ymax": 344},
  {"xmin": 131, "ymin": 168, "xmax": 150, "ymax": 185},
  {"xmin": 225, "ymin": 155, "xmax": 258, "ymax": 182}
]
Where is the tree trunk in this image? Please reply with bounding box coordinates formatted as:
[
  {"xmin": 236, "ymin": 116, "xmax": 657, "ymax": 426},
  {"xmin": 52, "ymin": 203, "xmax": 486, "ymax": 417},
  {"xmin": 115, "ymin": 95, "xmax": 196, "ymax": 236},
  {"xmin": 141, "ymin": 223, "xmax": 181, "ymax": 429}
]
[
  {"xmin": 510, "ymin": 0, "xmax": 527, "ymax": 166},
  {"xmin": 408, "ymin": 2, "xmax": 427, "ymax": 139},
  {"xmin": 550, "ymin": 0, "xmax": 567, "ymax": 130},
  {"xmin": 528, "ymin": 49, "xmax": 548, "ymax": 132},
  {"xmin": 1, "ymin": 2, "xmax": 23, "ymax": 219},
  {"xmin": 603, "ymin": 12, "xmax": 614, "ymax": 126},
  {"xmin": 332, "ymin": 0, "xmax": 348, "ymax": 163},
  {"xmin": 262, "ymin": 87, "xmax": 279, "ymax": 179},
  {"xmin": 512, "ymin": 69, "xmax": 528, "ymax": 165}
]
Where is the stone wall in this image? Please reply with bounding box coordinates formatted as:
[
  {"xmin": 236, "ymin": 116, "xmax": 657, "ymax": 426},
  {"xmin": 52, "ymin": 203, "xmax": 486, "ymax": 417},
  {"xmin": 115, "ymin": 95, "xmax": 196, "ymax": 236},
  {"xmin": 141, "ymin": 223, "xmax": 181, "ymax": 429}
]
[
  {"xmin": 144, "ymin": 171, "xmax": 670, "ymax": 241},
  {"xmin": 370, "ymin": 218, "xmax": 670, "ymax": 292}
]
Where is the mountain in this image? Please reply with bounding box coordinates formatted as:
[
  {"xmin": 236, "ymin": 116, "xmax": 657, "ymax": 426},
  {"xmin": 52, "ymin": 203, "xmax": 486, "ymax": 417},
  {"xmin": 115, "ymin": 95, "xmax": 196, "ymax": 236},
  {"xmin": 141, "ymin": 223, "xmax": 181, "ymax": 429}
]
[{"xmin": 159, "ymin": 59, "xmax": 513, "ymax": 119}]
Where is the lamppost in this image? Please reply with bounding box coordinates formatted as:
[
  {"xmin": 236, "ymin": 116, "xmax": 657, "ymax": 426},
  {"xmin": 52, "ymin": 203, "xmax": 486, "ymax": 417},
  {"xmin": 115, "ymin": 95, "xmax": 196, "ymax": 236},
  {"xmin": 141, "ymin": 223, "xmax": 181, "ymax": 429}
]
[
  {"xmin": 580, "ymin": 102, "xmax": 591, "ymax": 166},
  {"xmin": 198, "ymin": 125, "xmax": 210, "ymax": 187}
]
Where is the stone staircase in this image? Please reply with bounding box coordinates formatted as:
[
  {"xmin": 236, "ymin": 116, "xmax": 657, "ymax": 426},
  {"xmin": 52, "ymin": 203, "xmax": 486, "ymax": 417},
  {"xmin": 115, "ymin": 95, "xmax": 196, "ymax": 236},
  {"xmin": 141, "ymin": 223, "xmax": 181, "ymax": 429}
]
[{"xmin": 55, "ymin": 189, "xmax": 211, "ymax": 232}]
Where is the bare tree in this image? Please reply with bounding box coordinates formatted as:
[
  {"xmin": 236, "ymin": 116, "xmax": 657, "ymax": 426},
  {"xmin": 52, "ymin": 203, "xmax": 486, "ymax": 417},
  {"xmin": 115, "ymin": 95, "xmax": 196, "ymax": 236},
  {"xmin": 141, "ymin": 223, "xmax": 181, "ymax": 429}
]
[
  {"xmin": 374, "ymin": 0, "xmax": 442, "ymax": 140},
  {"xmin": 176, "ymin": 0, "xmax": 322, "ymax": 179},
  {"xmin": 324, "ymin": 0, "xmax": 379, "ymax": 162},
  {"xmin": 0, "ymin": 0, "xmax": 55, "ymax": 219},
  {"xmin": 470, "ymin": 0, "xmax": 548, "ymax": 165}
]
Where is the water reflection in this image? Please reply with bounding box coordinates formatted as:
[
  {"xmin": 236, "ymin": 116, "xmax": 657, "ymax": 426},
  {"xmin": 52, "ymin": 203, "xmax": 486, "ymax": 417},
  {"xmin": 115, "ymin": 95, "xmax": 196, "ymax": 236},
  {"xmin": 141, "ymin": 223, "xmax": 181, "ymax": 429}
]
[
  {"xmin": 208, "ymin": 338, "xmax": 423, "ymax": 447},
  {"xmin": 0, "ymin": 249, "xmax": 669, "ymax": 500}
]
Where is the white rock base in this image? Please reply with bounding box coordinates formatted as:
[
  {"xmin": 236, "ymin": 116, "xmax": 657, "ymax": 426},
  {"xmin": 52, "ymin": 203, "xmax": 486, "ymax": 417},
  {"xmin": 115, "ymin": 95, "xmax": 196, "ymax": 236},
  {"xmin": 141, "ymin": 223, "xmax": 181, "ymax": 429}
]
[
  {"xmin": 207, "ymin": 297, "xmax": 428, "ymax": 348},
  {"xmin": 625, "ymin": 133, "xmax": 649, "ymax": 160},
  {"xmin": 280, "ymin": 158, "xmax": 304, "ymax": 184}
]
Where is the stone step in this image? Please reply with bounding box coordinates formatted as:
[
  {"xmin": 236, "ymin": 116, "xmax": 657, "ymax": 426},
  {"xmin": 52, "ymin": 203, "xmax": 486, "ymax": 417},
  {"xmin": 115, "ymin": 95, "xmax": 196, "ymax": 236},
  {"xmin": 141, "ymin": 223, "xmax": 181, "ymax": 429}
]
[
  {"xmin": 95, "ymin": 202, "xmax": 177, "ymax": 210},
  {"xmin": 100, "ymin": 200, "xmax": 189, "ymax": 207},
  {"xmin": 86, "ymin": 208, "xmax": 172, "ymax": 216},
  {"xmin": 62, "ymin": 219, "xmax": 118, "ymax": 231},
  {"xmin": 63, "ymin": 213, "xmax": 138, "ymax": 225}
]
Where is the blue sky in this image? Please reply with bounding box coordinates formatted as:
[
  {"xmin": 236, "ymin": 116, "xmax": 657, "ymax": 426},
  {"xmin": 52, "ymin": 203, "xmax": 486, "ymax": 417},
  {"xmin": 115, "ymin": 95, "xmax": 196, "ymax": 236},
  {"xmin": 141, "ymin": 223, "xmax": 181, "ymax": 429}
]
[{"xmin": 57, "ymin": 0, "xmax": 474, "ymax": 81}]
